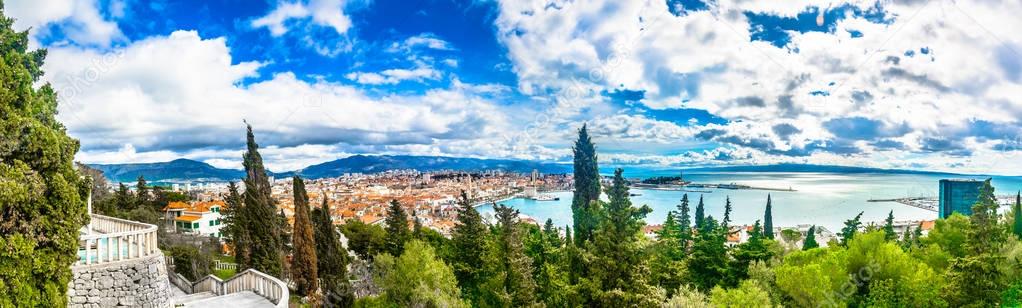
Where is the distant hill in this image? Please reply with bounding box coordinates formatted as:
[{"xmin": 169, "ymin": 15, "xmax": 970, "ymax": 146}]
[
  {"xmin": 282, "ymin": 155, "xmax": 572, "ymax": 179},
  {"xmin": 87, "ymin": 155, "xmax": 572, "ymax": 183},
  {"xmin": 679, "ymin": 163, "xmax": 961, "ymax": 175},
  {"xmin": 89, "ymin": 159, "xmax": 246, "ymax": 183}
]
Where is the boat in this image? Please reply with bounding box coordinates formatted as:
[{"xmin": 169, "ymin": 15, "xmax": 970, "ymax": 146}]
[{"xmin": 531, "ymin": 194, "xmax": 560, "ymax": 201}]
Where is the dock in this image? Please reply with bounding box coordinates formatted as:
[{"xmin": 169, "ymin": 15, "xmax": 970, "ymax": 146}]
[{"xmin": 867, "ymin": 197, "xmax": 937, "ymax": 212}]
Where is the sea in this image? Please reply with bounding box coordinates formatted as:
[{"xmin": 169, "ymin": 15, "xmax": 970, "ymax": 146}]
[{"xmin": 477, "ymin": 170, "xmax": 1022, "ymax": 233}]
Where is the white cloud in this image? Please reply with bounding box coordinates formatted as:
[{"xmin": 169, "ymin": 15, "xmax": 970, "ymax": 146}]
[
  {"xmin": 7, "ymin": 0, "xmax": 123, "ymax": 46},
  {"xmin": 251, "ymin": 0, "xmax": 352, "ymax": 36},
  {"xmin": 43, "ymin": 30, "xmax": 514, "ymax": 170},
  {"xmin": 345, "ymin": 66, "xmax": 442, "ymax": 85},
  {"xmin": 492, "ymin": 0, "xmax": 1022, "ymax": 173}
]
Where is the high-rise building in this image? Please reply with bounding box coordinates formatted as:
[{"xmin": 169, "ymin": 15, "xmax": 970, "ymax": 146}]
[{"xmin": 938, "ymin": 179, "xmax": 983, "ymax": 218}]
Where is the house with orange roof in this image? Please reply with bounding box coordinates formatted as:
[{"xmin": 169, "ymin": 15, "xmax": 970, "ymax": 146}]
[{"xmin": 163, "ymin": 200, "xmax": 227, "ymax": 237}]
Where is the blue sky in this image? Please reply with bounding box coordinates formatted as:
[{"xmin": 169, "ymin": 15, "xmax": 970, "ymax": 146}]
[{"xmin": 9, "ymin": 0, "xmax": 1022, "ymax": 174}]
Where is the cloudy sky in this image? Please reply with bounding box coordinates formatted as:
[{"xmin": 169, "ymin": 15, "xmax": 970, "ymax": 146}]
[{"xmin": 9, "ymin": 0, "xmax": 1022, "ymax": 174}]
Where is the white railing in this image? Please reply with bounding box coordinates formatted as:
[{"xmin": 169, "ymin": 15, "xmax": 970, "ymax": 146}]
[
  {"xmin": 170, "ymin": 269, "xmax": 289, "ymax": 307},
  {"xmin": 77, "ymin": 214, "xmax": 159, "ymax": 266},
  {"xmin": 214, "ymin": 260, "xmax": 238, "ymax": 271}
]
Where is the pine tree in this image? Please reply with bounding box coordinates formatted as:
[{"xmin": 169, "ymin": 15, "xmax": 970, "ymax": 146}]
[
  {"xmin": 0, "ymin": 8, "xmax": 89, "ymax": 303},
  {"xmin": 590, "ymin": 169, "xmax": 658, "ymax": 306},
  {"xmin": 383, "ymin": 199, "xmax": 410, "ymax": 257},
  {"xmin": 675, "ymin": 194, "xmax": 692, "ymax": 254},
  {"xmin": 802, "ymin": 225, "xmax": 819, "ymax": 250},
  {"xmin": 241, "ymin": 123, "xmax": 282, "ymax": 277},
  {"xmin": 900, "ymin": 225, "xmax": 914, "ymax": 250},
  {"xmin": 695, "ymin": 195, "xmax": 706, "ymax": 229},
  {"xmin": 1013, "ymin": 191, "xmax": 1022, "ymax": 239},
  {"xmin": 450, "ymin": 190, "xmax": 488, "ymax": 300},
  {"xmin": 571, "ymin": 124, "xmax": 601, "ymax": 246},
  {"xmin": 840, "ymin": 211, "xmax": 863, "ymax": 246},
  {"xmin": 312, "ymin": 197, "xmax": 353, "ymax": 307},
  {"xmin": 968, "ymin": 179, "xmax": 1005, "ymax": 255},
  {"xmin": 689, "ymin": 215, "xmax": 727, "ymax": 291},
  {"xmin": 492, "ymin": 205, "xmax": 539, "ymax": 306},
  {"xmin": 290, "ymin": 177, "xmax": 319, "ymax": 296},
  {"xmin": 730, "ymin": 220, "xmax": 772, "ymax": 286},
  {"xmin": 911, "ymin": 222, "xmax": 922, "ymax": 247},
  {"xmin": 221, "ymin": 182, "xmax": 251, "ymax": 267},
  {"xmin": 763, "ymin": 194, "xmax": 774, "ymax": 240},
  {"xmin": 883, "ymin": 210, "xmax": 897, "ymax": 241},
  {"xmin": 543, "ymin": 218, "xmax": 561, "ymax": 248},
  {"xmin": 115, "ymin": 182, "xmax": 134, "ymax": 211},
  {"xmin": 136, "ymin": 175, "xmax": 150, "ymax": 207}
]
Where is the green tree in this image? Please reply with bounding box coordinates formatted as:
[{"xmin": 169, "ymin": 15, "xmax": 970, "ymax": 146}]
[
  {"xmin": 730, "ymin": 220, "xmax": 773, "ymax": 286},
  {"xmin": 114, "ymin": 182, "xmax": 134, "ymax": 211},
  {"xmin": 944, "ymin": 179, "xmax": 1007, "ymax": 306},
  {"xmin": 589, "ymin": 169, "xmax": 659, "ymax": 306},
  {"xmin": 312, "ymin": 197, "xmax": 353, "ymax": 307},
  {"xmin": 373, "ymin": 240, "xmax": 468, "ymax": 307},
  {"xmin": 802, "ymin": 225, "xmax": 819, "ymax": 250},
  {"xmin": 571, "ymin": 124, "xmax": 601, "ymax": 246},
  {"xmin": 722, "ymin": 196, "xmax": 733, "ymax": 230},
  {"xmin": 709, "ymin": 280, "xmax": 772, "ymax": 307},
  {"xmin": 240, "ymin": 123, "xmax": 282, "ymax": 277},
  {"xmin": 450, "ymin": 190, "xmax": 488, "ymax": 301},
  {"xmin": 0, "ymin": 8, "xmax": 89, "ymax": 303},
  {"xmin": 482, "ymin": 204, "xmax": 539, "ymax": 307},
  {"xmin": 136, "ymin": 175, "xmax": 150, "ymax": 207},
  {"xmin": 676, "ymin": 194, "xmax": 693, "ymax": 254},
  {"xmin": 383, "ymin": 199, "xmax": 410, "ymax": 257},
  {"xmin": 339, "ymin": 219, "xmax": 386, "ymax": 261},
  {"xmin": 220, "ymin": 182, "xmax": 251, "ymax": 267},
  {"xmin": 694, "ymin": 195, "xmax": 706, "ymax": 229},
  {"xmin": 1013, "ymin": 191, "xmax": 1022, "ymax": 240},
  {"xmin": 883, "ymin": 210, "xmax": 897, "ymax": 241},
  {"xmin": 289, "ymin": 177, "xmax": 318, "ymax": 296},
  {"xmin": 542, "ymin": 218, "xmax": 561, "ymax": 248},
  {"xmin": 689, "ymin": 215, "xmax": 727, "ymax": 291},
  {"xmin": 840, "ymin": 211, "xmax": 863, "ymax": 246},
  {"xmin": 763, "ymin": 194, "xmax": 774, "ymax": 240}
]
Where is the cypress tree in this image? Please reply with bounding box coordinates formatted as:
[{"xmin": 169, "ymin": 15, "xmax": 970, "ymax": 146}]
[
  {"xmin": 383, "ymin": 199, "xmax": 410, "ymax": 257},
  {"xmin": 290, "ymin": 177, "xmax": 319, "ymax": 296},
  {"xmin": 450, "ymin": 190, "xmax": 488, "ymax": 301},
  {"xmin": 882, "ymin": 210, "xmax": 896, "ymax": 241},
  {"xmin": 0, "ymin": 8, "xmax": 90, "ymax": 303},
  {"xmin": 1013, "ymin": 191, "xmax": 1022, "ymax": 239},
  {"xmin": 729, "ymin": 220, "xmax": 771, "ymax": 285},
  {"xmin": 241, "ymin": 123, "xmax": 282, "ymax": 277},
  {"xmin": 722, "ymin": 196, "xmax": 733, "ymax": 231},
  {"xmin": 802, "ymin": 225, "xmax": 819, "ymax": 250},
  {"xmin": 763, "ymin": 194, "xmax": 774, "ymax": 239},
  {"xmin": 492, "ymin": 204, "xmax": 539, "ymax": 306},
  {"xmin": 900, "ymin": 225, "xmax": 914, "ymax": 250},
  {"xmin": 694, "ymin": 195, "xmax": 706, "ymax": 229},
  {"xmin": 675, "ymin": 194, "xmax": 692, "ymax": 254},
  {"xmin": 312, "ymin": 197, "xmax": 353, "ymax": 307},
  {"xmin": 571, "ymin": 124, "xmax": 601, "ymax": 245}
]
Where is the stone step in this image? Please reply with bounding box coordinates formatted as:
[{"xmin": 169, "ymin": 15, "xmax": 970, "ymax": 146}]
[
  {"xmin": 171, "ymin": 291, "xmax": 217, "ymax": 306},
  {"xmin": 181, "ymin": 291, "xmax": 276, "ymax": 308}
]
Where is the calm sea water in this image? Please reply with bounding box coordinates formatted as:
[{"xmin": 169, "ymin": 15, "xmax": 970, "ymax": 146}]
[{"xmin": 478, "ymin": 172, "xmax": 1022, "ymax": 233}]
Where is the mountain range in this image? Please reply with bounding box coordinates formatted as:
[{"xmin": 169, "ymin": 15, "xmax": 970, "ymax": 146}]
[
  {"xmin": 89, "ymin": 155, "xmax": 572, "ymax": 183},
  {"xmin": 88, "ymin": 155, "xmax": 971, "ymax": 184}
]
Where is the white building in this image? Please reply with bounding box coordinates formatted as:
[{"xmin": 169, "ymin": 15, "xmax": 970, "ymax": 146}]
[{"xmin": 163, "ymin": 200, "xmax": 226, "ymax": 237}]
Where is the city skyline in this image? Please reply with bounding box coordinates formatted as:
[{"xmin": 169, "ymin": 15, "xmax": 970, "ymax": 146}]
[{"xmin": 9, "ymin": 0, "xmax": 1022, "ymax": 175}]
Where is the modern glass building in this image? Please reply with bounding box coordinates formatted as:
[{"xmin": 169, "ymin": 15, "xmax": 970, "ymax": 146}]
[{"xmin": 938, "ymin": 179, "xmax": 984, "ymax": 218}]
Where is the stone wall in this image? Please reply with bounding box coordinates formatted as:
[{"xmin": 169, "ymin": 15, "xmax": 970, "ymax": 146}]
[{"xmin": 67, "ymin": 252, "xmax": 171, "ymax": 308}]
